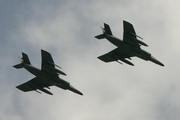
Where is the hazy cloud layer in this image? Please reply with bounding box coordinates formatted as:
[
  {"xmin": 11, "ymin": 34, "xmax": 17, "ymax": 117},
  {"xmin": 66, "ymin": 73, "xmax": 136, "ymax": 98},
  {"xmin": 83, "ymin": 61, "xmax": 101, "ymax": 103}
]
[{"xmin": 0, "ymin": 0, "xmax": 180, "ymax": 120}]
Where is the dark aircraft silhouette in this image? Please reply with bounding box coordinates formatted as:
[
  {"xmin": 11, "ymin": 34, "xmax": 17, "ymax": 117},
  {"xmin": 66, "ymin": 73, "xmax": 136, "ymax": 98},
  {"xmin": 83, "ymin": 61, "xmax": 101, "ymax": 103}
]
[
  {"xmin": 95, "ymin": 20, "xmax": 164, "ymax": 66},
  {"xmin": 13, "ymin": 50, "xmax": 83, "ymax": 95}
]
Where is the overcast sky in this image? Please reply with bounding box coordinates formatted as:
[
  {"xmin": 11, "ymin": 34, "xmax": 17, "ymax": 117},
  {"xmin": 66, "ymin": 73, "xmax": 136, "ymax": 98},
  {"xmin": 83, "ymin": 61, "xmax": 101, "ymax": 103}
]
[{"xmin": 0, "ymin": 0, "xmax": 180, "ymax": 120}]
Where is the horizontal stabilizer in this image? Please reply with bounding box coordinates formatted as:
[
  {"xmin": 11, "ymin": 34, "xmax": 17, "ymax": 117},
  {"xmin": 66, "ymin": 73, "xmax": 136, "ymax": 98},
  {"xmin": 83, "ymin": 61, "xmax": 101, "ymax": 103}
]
[
  {"xmin": 95, "ymin": 34, "xmax": 105, "ymax": 39},
  {"xmin": 13, "ymin": 63, "xmax": 23, "ymax": 69}
]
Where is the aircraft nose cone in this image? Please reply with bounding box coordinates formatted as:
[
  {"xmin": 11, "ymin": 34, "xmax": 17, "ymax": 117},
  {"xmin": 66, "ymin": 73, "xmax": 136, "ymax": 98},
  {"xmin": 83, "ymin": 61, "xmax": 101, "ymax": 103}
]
[
  {"xmin": 68, "ymin": 85, "xmax": 83, "ymax": 95},
  {"xmin": 77, "ymin": 91, "xmax": 83, "ymax": 96},
  {"xmin": 73, "ymin": 89, "xmax": 83, "ymax": 96},
  {"xmin": 159, "ymin": 62, "xmax": 164, "ymax": 67},
  {"xmin": 150, "ymin": 56, "xmax": 164, "ymax": 67}
]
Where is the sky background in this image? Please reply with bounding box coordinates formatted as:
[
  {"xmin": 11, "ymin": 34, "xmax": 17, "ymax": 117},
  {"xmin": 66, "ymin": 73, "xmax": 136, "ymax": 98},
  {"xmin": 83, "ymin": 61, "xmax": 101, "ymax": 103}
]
[{"xmin": 0, "ymin": 0, "xmax": 180, "ymax": 120}]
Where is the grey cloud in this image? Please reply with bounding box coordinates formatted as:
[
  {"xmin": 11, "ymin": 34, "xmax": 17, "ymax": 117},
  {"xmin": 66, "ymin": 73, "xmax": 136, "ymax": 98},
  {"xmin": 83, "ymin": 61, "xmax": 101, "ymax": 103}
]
[{"xmin": 1, "ymin": 0, "xmax": 180, "ymax": 120}]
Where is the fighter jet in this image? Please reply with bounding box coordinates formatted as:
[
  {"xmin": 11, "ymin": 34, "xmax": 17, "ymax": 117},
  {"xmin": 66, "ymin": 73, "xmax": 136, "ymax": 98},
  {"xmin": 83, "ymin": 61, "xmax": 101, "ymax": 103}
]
[
  {"xmin": 13, "ymin": 50, "xmax": 83, "ymax": 95},
  {"xmin": 95, "ymin": 20, "xmax": 164, "ymax": 66}
]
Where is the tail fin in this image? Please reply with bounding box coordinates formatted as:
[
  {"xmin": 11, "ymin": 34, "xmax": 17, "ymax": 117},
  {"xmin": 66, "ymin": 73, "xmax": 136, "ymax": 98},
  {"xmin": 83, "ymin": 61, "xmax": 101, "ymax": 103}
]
[
  {"xmin": 22, "ymin": 53, "xmax": 31, "ymax": 64},
  {"xmin": 104, "ymin": 23, "xmax": 113, "ymax": 35},
  {"xmin": 13, "ymin": 52, "xmax": 31, "ymax": 69},
  {"xmin": 95, "ymin": 23, "xmax": 113, "ymax": 39}
]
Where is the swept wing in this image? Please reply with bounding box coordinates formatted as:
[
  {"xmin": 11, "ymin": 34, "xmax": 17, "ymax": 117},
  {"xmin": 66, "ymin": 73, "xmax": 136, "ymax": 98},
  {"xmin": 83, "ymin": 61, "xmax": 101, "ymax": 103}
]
[
  {"xmin": 41, "ymin": 50, "xmax": 66, "ymax": 77},
  {"xmin": 123, "ymin": 20, "xmax": 148, "ymax": 48},
  {"xmin": 98, "ymin": 48, "xmax": 135, "ymax": 66},
  {"xmin": 16, "ymin": 77, "xmax": 53, "ymax": 95}
]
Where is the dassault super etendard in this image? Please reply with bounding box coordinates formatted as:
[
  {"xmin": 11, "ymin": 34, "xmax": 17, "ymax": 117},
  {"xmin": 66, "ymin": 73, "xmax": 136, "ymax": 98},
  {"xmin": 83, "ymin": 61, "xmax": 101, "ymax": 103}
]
[
  {"xmin": 95, "ymin": 20, "xmax": 164, "ymax": 66},
  {"xmin": 13, "ymin": 50, "xmax": 83, "ymax": 95}
]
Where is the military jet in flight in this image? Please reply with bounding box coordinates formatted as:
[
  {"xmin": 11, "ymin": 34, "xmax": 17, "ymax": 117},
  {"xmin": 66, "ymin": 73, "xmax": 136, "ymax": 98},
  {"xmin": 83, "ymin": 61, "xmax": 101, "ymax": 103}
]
[
  {"xmin": 95, "ymin": 20, "xmax": 164, "ymax": 66},
  {"xmin": 13, "ymin": 50, "xmax": 83, "ymax": 95}
]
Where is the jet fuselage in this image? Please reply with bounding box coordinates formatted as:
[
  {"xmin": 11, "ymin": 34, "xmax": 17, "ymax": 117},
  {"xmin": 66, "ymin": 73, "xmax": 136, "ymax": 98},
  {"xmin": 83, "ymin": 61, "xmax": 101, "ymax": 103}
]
[
  {"xmin": 23, "ymin": 63, "xmax": 68, "ymax": 86},
  {"xmin": 104, "ymin": 34, "xmax": 164, "ymax": 66},
  {"xmin": 22, "ymin": 63, "xmax": 83, "ymax": 95}
]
